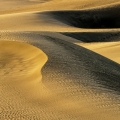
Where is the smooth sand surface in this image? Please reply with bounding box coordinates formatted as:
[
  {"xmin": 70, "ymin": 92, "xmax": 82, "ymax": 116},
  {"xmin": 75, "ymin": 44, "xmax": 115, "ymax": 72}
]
[
  {"xmin": 0, "ymin": 0, "xmax": 120, "ymax": 120},
  {"xmin": 0, "ymin": 0, "xmax": 120, "ymax": 14}
]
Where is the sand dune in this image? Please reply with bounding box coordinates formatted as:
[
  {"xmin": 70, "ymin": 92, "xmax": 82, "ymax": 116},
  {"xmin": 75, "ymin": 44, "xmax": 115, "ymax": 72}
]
[
  {"xmin": 0, "ymin": 0, "xmax": 120, "ymax": 120},
  {"xmin": 0, "ymin": 12, "xmax": 75, "ymax": 31},
  {"xmin": 62, "ymin": 31, "xmax": 120, "ymax": 42},
  {"xmin": 1, "ymin": 1, "xmax": 120, "ymax": 31},
  {"xmin": 0, "ymin": 32, "xmax": 120, "ymax": 120}
]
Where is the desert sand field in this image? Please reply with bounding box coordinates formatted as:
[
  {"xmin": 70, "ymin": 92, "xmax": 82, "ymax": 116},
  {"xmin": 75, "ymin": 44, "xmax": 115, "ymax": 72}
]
[{"xmin": 0, "ymin": 0, "xmax": 120, "ymax": 120}]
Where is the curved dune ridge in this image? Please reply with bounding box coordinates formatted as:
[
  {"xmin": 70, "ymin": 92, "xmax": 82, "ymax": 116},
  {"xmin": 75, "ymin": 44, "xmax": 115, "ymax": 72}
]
[
  {"xmin": 0, "ymin": 0, "xmax": 120, "ymax": 120},
  {"xmin": 1, "ymin": 4, "xmax": 120, "ymax": 31},
  {"xmin": 0, "ymin": 41, "xmax": 48, "ymax": 98},
  {"xmin": 1, "ymin": 33, "xmax": 120, "ymax": 120}
]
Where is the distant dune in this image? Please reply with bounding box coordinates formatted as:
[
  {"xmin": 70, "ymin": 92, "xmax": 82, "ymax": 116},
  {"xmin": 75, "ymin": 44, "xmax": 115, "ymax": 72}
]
[
  {"xmin": 47, "ymin": 4, "xmax": 120, "ymax": 28},
  {"xmin": 0, "ymin": 0, "xmax": 120, "ymax": 120}
]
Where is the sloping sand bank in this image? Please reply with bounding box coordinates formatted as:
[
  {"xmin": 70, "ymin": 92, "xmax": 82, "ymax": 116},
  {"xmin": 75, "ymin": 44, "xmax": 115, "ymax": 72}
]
[
  {"xmin": 0, "ymin": 32, "xmax": 120, "ymax": 119},
  {"xmin": 76, "ymin": 42, "xmax": 120, "ymax": 64},
  {"xmin": 0, "ymin": 41, "xmax": 49, "ymax": 105}
]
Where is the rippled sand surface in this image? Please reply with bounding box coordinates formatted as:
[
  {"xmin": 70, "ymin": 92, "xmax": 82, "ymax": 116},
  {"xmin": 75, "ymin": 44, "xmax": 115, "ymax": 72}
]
[{"xmin": 0, "ymin": 0, "xmax": 120, "ymax": 120}]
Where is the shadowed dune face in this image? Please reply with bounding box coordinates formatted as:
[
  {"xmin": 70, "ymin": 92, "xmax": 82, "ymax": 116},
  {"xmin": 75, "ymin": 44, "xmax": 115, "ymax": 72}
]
[
  {"xmin": 62, "ymin": 32, "xmax": 120, "ymax": 42},
  {"xmin": 0, "ymin": 0, "xmax": 49, "ymax": 11},
  {"xmin": 46, "ymin": 5, "xmax": 120, "ymax": 28}
]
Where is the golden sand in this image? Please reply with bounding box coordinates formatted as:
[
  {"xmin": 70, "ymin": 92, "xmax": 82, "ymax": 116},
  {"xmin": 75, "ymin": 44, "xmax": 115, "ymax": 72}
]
[{"xmin": 0, "ymin": 0, "xmax": 120, "ymax": 120}]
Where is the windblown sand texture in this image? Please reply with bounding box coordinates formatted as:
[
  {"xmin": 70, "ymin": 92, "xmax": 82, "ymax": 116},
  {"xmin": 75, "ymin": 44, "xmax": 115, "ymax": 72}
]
[{"xmin": 0, "ymin": 0, "xmax": 120, "ymax": 120}]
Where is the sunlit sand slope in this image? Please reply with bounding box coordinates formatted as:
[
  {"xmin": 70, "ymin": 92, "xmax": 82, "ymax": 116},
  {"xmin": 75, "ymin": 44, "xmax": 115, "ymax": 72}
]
[
  {"xmin": 0, "ymin": 0, "xmax": 49, "ymax": 11},
  {"xmin": 76, "ymin": 42, "xmax": 120, "ymax": 64},
  {"xmin": 0, "ymin": 0, "xmax": 120, "ymax": 14},
  {"xmin": 0, "ymin": 2, "xmax": 120, "ymax": 31}
]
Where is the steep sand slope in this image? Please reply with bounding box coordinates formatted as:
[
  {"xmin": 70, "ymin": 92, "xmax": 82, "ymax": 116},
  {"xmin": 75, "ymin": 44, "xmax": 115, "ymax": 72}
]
[
  {"xmin": 0, "ymin": 41, "xmax": 48, "ymax": 98},
  {"xmin": 47, "ymin": 4, "xmax": 120, "ymax": 28},
  {"xmin": 62, "ymin": 32, "xmax": 120, "ymax": 63},
  {"xmin": 62, "ymin": 32, "xmax": 120, "ymax": 42},
  {"xmin": 1, "ymin": 11, "xmax": 120, "ymax": 32},
  {"xmin": 0, "ymin": 33, "xmax": 120, "ymax": 120}
]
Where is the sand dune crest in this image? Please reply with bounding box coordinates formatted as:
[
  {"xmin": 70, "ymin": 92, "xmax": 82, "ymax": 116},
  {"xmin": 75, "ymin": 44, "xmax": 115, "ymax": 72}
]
[{"xmin": 0, "ymin": 41, "xmax": 48, "ymax": 99}]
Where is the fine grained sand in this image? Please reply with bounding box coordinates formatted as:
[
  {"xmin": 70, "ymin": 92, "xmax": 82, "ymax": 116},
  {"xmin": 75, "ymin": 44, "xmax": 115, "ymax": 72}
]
[{"xmin": 0, "ymin": 0, "xmax": 120, "ymax": 120}]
